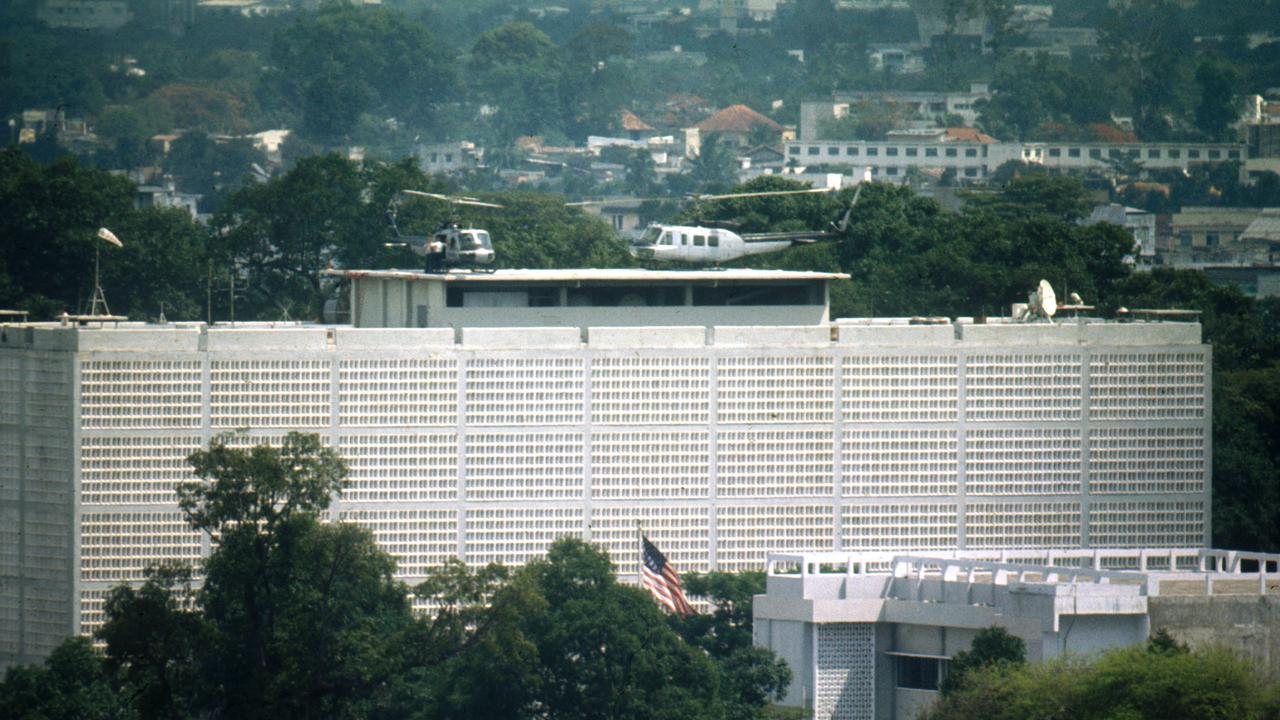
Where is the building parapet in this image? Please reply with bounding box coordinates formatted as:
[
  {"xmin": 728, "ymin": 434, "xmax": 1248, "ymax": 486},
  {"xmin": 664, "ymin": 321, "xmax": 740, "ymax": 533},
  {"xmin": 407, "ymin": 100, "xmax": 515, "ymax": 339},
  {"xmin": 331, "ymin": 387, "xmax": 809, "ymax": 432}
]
[{"xmin": 0, "ymin": 319, "xmax": 1207, "ymax": 353}]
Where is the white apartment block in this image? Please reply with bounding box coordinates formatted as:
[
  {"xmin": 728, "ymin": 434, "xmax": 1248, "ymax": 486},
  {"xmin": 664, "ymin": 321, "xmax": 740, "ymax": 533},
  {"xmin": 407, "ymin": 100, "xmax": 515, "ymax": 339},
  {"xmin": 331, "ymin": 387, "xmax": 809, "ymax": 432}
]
[
  {"xmin": 1, "ymin": 270, "xmax": 1211, "ymax": 669},
  {"xmin": 786, "ymin": 139, "xmax": 1246, "ymax": 183}
]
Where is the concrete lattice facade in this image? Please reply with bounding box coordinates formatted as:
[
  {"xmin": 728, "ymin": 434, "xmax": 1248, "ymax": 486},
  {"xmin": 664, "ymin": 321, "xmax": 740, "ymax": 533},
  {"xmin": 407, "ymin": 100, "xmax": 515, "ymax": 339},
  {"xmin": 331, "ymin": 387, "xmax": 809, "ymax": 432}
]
[{"xmin": 0, "ymin": 317, "xmax": 1211, "ymax": 668}]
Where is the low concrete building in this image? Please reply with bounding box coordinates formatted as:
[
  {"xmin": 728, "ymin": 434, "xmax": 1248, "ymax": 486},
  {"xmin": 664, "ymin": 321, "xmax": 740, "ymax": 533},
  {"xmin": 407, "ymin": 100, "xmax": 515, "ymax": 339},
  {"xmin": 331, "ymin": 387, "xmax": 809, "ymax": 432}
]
[{"xmin": 754, "ymin": 548, "xmax": 1280, "ymax": 720}]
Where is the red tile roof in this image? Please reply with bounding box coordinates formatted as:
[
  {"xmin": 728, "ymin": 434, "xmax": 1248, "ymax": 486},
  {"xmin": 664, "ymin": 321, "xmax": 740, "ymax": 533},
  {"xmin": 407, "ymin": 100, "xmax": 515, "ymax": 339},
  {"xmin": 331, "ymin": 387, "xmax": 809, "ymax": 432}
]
[
  {"xmin": 944, "ymin": 127, "xmax": 998, "ymax": 144},
  {"xmin": 619, "ymin": 110, "xmax": 655, "ymax": 132},
  {"xmin": 696, "ymin": 104, "xmax": 782, "ymax": 133}
]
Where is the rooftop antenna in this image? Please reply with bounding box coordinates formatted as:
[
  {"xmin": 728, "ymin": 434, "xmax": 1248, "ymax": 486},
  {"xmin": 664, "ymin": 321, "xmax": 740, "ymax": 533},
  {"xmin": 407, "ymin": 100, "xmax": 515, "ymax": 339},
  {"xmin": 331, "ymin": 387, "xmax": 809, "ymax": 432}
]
[
  {"xmin": 226, "ymin": 269, "xmax": 245, "ymax": 324},
  {"xmin": 1028, "ymin": 279, "xmax": 1057, "ymax": 321},
  {"xmin": 89, "ymin": 227, "xmax": 122, "ymax": 316}
]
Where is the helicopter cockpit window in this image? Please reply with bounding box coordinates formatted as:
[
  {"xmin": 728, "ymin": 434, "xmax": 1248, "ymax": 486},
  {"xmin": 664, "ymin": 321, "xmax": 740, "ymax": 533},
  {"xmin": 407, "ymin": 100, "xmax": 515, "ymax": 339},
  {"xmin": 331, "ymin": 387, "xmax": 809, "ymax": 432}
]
[
  {"xmin": 638, "ymin": 226, "xmax": 662, "ymax": 245},
  {"xmin": 460, "ymin": 231, "xmax": 492, "ymax": 250},
  {"xmin": 660, "ymin": 232, "xmax": 673, "ymax": 246}
]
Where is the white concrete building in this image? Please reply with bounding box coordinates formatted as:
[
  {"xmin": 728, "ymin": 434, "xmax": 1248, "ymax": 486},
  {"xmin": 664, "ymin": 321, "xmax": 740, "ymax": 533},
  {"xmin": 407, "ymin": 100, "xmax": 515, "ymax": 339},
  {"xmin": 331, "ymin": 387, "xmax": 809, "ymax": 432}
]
[
  {"xmin": 1, "ymin": 270, "xmax": 1211, "ymax": 669},
  {"xmin": 754, "ymin": 548, "xmax": 1280, "ymax": 720},
  {"xmin": 785, "ymin": 138, "xmax": 1246, "ymax": 184}
]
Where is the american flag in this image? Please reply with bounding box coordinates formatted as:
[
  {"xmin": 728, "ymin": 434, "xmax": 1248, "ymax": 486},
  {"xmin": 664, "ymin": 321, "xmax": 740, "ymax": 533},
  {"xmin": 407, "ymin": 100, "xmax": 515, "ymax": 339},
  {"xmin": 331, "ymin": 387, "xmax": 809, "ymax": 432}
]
[{"xmin": 641, "ymin": 536, "xmax": 695, "ymax": 617}]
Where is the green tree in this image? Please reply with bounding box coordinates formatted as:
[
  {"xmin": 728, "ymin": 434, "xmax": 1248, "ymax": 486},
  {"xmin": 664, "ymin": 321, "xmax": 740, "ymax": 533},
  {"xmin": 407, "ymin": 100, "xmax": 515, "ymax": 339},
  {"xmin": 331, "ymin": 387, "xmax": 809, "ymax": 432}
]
[
  {"xmin": 680, "ymin": 572, "xmax": 793, "ymax": 720},
  {"xmin": 271, "ymin": 5, "xmax": 458, "ymax": 142},
  {"xmin": 213, "ymin": 153, "xmax": 371, "ymax": 320},
  {"xmin": 925, "ymin": 642, "xmax": 1276, "ymax": 720},
  {"xmin": 470, "ymin": 22, "xmax": 565, "ymax": 142},
  {"xmin": 939, "ymin": 627, "xmax": 1027, "ymax": 696},
  {"xmin": 520, "ymin": 539, "xmax": 728, "ymax": 720},
  {"xmin": 164, "ymin": 130, "xmax": 267, "ymax": 202},
  {"xmin": 96, "ymin": 432, "xmax": 421, "ymax": 720},
  {"xmin": 623, "ymin": 148, "xmax": 657, "ymax": 196},
  {"xmin": 0, "ymin": 148, "xmax": 135, "ymax": 318},
  {"xmin": 1194, "ymin": 58, "xmax": 1242, "ymax": 141},
  {"xmin": 689, "ymin": 133, "xmax": 740, "ymax": 194},
  {"xmin": 0, "ymin": 637, "xmax": 133, "ymax": 720},
  {"xmin": 1099, "ymin": 0, "xmax": 1196, "ymax": 140}
]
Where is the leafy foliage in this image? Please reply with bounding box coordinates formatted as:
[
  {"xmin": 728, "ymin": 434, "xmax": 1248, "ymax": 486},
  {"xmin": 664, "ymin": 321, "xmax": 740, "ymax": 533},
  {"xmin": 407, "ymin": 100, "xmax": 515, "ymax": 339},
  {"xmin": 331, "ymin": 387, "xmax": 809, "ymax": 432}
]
[
  {"xmin": 939, "ymin": 627, "xmax": 1027, "ymax": 696},
  {"xmin": 0, "ymin": 637, "xmax": 133, "ymax": 720},
  {"xmin": 924, "ymin": 641, "xmax": 1279, "ymax": 720},
  {"xmin": 270, "ymin": 5, "xmax": 458, "ymax": 142},
  {"xmin": 0, "ymin": 148, "xmax": 209, "ymax": 320}
]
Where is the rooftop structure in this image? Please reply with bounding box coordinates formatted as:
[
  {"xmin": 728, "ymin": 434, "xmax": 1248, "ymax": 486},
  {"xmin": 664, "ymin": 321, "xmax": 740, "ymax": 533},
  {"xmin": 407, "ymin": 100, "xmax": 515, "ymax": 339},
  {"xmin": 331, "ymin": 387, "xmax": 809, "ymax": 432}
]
[
  {"xmin": 755, "ymin": 548, "xmax": 1280, "ymax": 720},
  {"xmin": 332, "ymin": 268, "xmax": 849, "ymax": 329}
]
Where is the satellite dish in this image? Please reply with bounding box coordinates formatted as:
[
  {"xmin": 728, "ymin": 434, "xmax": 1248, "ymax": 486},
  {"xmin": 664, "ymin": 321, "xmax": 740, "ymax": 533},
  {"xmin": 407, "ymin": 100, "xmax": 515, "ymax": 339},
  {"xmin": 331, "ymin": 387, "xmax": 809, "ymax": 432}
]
[{"xmin": 1027, "ymin": 279, "xmax": 1057, "ymax": 320}]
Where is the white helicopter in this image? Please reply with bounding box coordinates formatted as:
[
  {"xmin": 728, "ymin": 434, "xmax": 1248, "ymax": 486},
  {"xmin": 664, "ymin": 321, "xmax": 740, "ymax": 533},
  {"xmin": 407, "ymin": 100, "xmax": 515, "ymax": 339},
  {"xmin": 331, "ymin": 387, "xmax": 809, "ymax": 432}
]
[
  {"xmin": 573, "ymin": 183, "xmax": 865, "ymax": 265},
  {"xmin": 385, "ymin": 190, "xmax": 503, "ymax": 272}
]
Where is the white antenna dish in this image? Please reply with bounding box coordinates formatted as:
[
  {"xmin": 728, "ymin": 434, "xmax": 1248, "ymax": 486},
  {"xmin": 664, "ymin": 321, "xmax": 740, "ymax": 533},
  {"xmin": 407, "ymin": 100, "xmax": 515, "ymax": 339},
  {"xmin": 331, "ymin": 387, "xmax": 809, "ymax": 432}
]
[{"xmin": 1027, "ymin": 279, "xmax": 1057, "ymax": 320}]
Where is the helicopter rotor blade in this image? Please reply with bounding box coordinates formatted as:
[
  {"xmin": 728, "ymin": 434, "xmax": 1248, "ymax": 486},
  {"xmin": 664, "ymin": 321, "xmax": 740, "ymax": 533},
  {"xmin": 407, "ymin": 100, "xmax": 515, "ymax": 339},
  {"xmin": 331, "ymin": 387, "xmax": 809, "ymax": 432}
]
[
  {"xmin": 402, "ymin": 190, "xmax": 504, "ymax": 209},
  {"xmin": 402, "ymin": 190, "xmax": 452, "ymax": 201}
]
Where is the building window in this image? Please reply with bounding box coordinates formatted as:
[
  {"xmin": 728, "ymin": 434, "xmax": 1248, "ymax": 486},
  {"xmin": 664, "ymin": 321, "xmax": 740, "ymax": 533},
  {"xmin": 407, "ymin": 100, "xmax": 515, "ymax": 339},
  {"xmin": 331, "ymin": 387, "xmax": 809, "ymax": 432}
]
[
  {"xmin": 1188, "ymin": 149, "xmax": 1201, "ymax": 159},
  {"xmin": 1205, "ymin": 233, "xmax": 1219, "ymax": 247},
  {"xmin": 1089, "ymin": 148, "xmax": 1102, "ymax": 159},
  {"xmin": 886, "ymin": 166, "xmax": 898, "ymax": 175},
  {"xmin": 925, "ymin": 147, "xmax": 937, "ymax": 157},
  {"xmin": 1209, "ymin": 149, "xmax": 1221, "ymax": 159},
  {"xmin": 1048, "ymin": 148, "xmax": 1061, "ymax": 157},
  {"xmin": 828, "ymin": 146, "xmax": 840, "ymax": 156},
  {"xmin": 965, "ymin": 148, "xmax": 977, "ymax": 157},
  {"xmin": 788, "ymin": 146, "xmax": 800, "ymax": 155},
  {"xmin": 1148, "ymin": 149, "xmax": 1161, "ymax": 159},
  {"xmin": 807, "ymin": 146, "xmax": 819, "ymax": 156},
  {"xmin": 945, "ymin": 148, "xmax": 957, "ymax": 157},
  {"xmin": 1179, "ymin": 232, "xmax": 1192, "ymax": 247},
  {"xmin": 1169, "ymin": 149, "xmax": 1181, "ymax": 159},
  {"xmin": 906, "ymin": 147, "xmax": 918, "ymax": 157},
  {"xmin": 1068, "ymin": 148, "xmax": 1081, "ymax": 158},
  {"xmin": 964, "ymin": 167, "xmax": 978, "ymax": 177},
  {"xmin": 887, "ymin": 147, "xmax": 899, "ymax": 157},
  {"xmin": 847, "ymin": 146, "xmax": 859, "ymax": 156},
  {"xmin": 895, "ymin": 656, "xmax": 947, "ymax": 691},
  {"xmin": 1228, "ymin": 150, "xmax": 1241, "ymax": 159},
  {"xmin": 867, "ymin": 147, "xmax": 879, "ymax": 156},
  {"xmin": 1108, "ymin": 148, "xmax": 1121, "ymax": 159}
]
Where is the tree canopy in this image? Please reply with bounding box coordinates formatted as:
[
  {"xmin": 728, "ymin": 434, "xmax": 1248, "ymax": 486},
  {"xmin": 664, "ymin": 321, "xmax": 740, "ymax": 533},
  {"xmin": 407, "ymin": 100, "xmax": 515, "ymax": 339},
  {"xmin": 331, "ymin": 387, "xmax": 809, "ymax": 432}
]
[{"xmin": 924, "ymin": 636, "xmax": 1280, "ymax": 720}]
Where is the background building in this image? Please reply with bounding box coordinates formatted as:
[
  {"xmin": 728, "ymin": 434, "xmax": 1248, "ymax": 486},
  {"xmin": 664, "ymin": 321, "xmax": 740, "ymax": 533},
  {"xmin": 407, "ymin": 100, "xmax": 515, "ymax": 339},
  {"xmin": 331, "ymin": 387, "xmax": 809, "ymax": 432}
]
[{"xmin": 1, "ymin": 270, "xmax": 1211, "ymax": 669}]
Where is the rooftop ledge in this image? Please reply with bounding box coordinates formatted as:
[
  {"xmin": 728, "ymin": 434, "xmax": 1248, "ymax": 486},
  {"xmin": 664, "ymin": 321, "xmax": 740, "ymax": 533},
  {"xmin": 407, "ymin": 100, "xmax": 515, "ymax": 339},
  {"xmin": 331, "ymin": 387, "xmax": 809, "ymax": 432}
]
[{"xmin": 324, "ymin": 268, "xmax": 852, "ymax": 283}]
